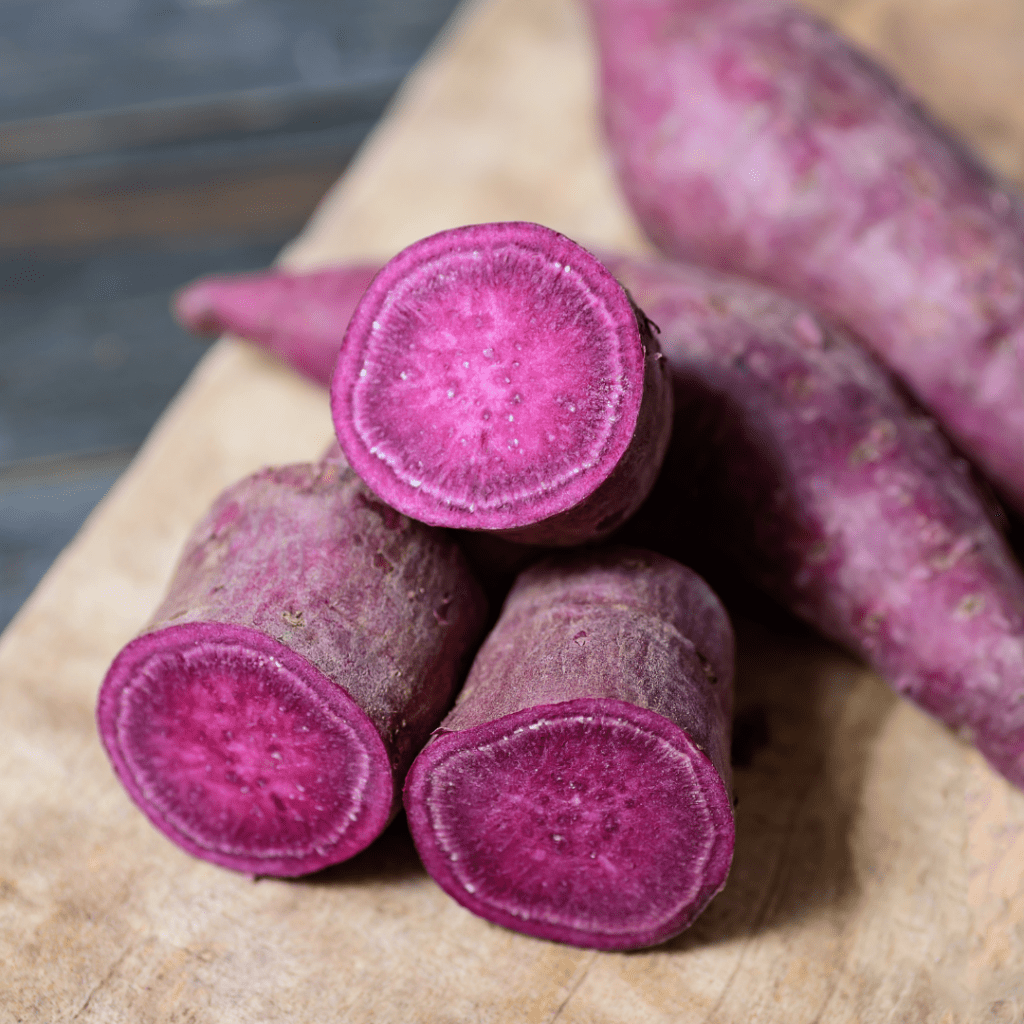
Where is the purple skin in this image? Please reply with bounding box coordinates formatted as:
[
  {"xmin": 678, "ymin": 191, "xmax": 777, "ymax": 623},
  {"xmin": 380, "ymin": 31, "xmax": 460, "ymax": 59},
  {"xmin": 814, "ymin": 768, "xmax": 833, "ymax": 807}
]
[
  {"xmin": 96, "ymin": 448, "xmax": 487, "ymax": 876},
  {"xmin": 602, "ymin": 251, "xmax": 1024, "ymax": 790},
  {"xmin": 404, "ymin": 547, "xmax": 735, "ymax": 951},
  {"xmin": 330, "ymin": 222, "xmax": 673, "ymax": 546},
  {"xmin": 173, "ymin": 264, "xmax": 380, "ymax": 386},
  {"xmin": 587, "ymin": 0, "xmax": 1024, "ymax": 516}
]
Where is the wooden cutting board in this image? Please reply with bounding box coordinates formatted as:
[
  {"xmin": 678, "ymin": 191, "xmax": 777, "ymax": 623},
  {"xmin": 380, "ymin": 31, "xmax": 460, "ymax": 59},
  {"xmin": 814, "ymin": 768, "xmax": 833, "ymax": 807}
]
[{"xmin": 3, "ymin": 0, "xmax": 1023, "ymax": 1019}]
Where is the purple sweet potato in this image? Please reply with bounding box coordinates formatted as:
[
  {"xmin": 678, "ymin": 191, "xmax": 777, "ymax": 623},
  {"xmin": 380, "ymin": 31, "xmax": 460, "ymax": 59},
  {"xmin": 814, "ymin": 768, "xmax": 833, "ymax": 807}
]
[
  {"xmin": 96, "ymin": 447, "xmax": 487, "ymax": 876},
  {"xmin": 404, "ymin": 547, "xmax": 735, "ymax": 950},
  {"xmin": 330, "ymin": 222, "xmax": 672, "ymax": 545},
  {"xmin": 174, "ymin": 264, "xmax": 379, "ymax": 386},
  {"xmin": 602, "ymin": 251, "xmax": 1024, "ymax": 789},
  {"xmin": 587, "ymin": 0, "xmax": 1024, "ymax": 515}
]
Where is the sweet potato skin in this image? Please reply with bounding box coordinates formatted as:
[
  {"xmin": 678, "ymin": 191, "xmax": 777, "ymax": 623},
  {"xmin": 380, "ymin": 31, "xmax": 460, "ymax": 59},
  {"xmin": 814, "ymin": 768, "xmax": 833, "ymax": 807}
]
[
  {"xmin": 438, "ymin": 547, "xmax": 734, "ymax": 779},
  {"xmin": 588, "ymin": 0, "xmax": 1024, "ymax": 514},
  {"xmin": 97, "ymin": 449, "xmax": 488, "ymax": 874},
  {"xmin": 605, "ymin": 251, "xmax": 1024, "ymax": 789},
  {"xmin": 405, "ymin": 547, "xmax": 735, "ymax": 950},
  {"xmin": 174, "ymin": 264, "xmax": 379, "ymax": 386}
]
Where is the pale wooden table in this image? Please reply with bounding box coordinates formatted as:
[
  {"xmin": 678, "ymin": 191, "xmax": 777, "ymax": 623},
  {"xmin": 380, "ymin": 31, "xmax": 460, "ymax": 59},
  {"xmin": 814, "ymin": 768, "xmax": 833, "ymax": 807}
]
[{"xmin": 2, "ymin": 0, "xmax": 1023, "ymax": 1019}]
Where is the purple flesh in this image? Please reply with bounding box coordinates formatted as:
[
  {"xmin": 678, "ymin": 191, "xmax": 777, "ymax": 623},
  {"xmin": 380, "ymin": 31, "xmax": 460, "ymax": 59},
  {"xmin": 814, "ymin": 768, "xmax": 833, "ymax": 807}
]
[
  {"xmin": 404, "ymin": 547, "xmax": 735, "ymax": 950},
  {"xmin": 98, "ymin": 623, "xmax": 393, "ymax": 876},
  {"xmin": 330, "ymin": 222, "xmax": 672, "ymax": 545},
  {"xmin": 604, "ymin": 251, "xmax": 1024, "ymax": 790},
  {"xmin": 173, "ymin": 264, "xmax": 380, "ymax": 386},
  {"xmin": 588, "ymin": 0, "xmax": 1024, "ymax": 516},
  {"xmin": 97, "ymin": 451, "xmax": 487, "ymax": 876}
]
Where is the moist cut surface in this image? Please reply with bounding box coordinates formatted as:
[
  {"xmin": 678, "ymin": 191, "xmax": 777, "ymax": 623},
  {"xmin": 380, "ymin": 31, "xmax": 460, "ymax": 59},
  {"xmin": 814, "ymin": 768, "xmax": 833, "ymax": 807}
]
[
  {"xmin": 408, "ymin": 698, "xmax": 732, "ymax": 948},
  {"xmin": 100, "ymin": 623, "xmax": 392, "ymax": 877},
  {"xmin": 332, "ymin": 223, "xmax": 648, "ymax": 532}
]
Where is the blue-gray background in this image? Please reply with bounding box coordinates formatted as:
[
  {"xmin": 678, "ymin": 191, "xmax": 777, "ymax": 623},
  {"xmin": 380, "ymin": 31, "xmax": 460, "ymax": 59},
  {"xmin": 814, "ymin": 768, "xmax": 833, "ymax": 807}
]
[{"xmin": 0, "ymin": 0, "xmax": 461, "ymax": 631}]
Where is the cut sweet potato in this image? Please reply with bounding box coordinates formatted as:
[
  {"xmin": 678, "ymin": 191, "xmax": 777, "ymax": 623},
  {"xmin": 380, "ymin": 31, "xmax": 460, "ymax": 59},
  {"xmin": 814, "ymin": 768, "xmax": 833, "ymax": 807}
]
[
  {"xmin": 97, "ymin": 448, "xmax": 487, "ymax": 876},
  {"xmin": 404, "ymin": 547, "xmax": 735, "ymax": 950},
  {"xmin": 330, "ymin": 222, "xmax": 672, "ymax": 545}
]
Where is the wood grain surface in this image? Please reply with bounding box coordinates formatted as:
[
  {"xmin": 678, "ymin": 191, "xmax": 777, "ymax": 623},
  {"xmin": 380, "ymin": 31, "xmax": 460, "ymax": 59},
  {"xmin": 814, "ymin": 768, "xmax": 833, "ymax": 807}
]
[{"xmin": 2, "ymin": 0, "xmax": 1024, "ymax": 1020}]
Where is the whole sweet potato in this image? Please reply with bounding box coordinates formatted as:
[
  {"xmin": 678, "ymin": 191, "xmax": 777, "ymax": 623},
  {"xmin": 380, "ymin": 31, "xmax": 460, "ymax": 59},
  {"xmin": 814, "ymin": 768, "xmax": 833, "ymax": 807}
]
[
  {"xmin": 588, "ymin": 0, "xmax": 1024, "ymax": 515},
  {"xmin": 604, "ymin": 251, "xmax": 1024, "ymax": 790}
]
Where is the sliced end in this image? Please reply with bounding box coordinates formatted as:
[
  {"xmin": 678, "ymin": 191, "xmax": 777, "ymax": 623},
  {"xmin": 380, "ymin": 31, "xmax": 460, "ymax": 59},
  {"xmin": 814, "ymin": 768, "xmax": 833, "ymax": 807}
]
[
  {"xmin": 97, "ymin": 622, "xmax": 394, "ymax": 876},
  {"xmin": 404, "ymin": 699, "xmax": 734, "ymax": 949},
  {"xmin": 331, "ymin": 222, "xmax": 646, "ymax": 532}
]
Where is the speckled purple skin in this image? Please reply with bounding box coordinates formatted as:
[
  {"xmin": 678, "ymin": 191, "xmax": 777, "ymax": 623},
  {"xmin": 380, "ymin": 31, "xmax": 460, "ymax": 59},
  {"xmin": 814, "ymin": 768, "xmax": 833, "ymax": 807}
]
[
  {"xmin": 174, "ymin": 264, "xmax": 379, "ymax": 386},
  {"xmin": 97, "ymin": 450, "xmax": 487, "ymax": 876},
  {"xmin": 588, "ymin": 0, "xmax": 1024, "ymax": 515},
  {"xmin": 330, "ymin": 223, "xmax": 672, "ymax": 545},
  {"xmin": 604, "ymin": 252, "xmax": 1024, "ymax": 789},
  {"xmin": 404, "ymin": 547, "xmax": 735, "ymax": 950}
]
